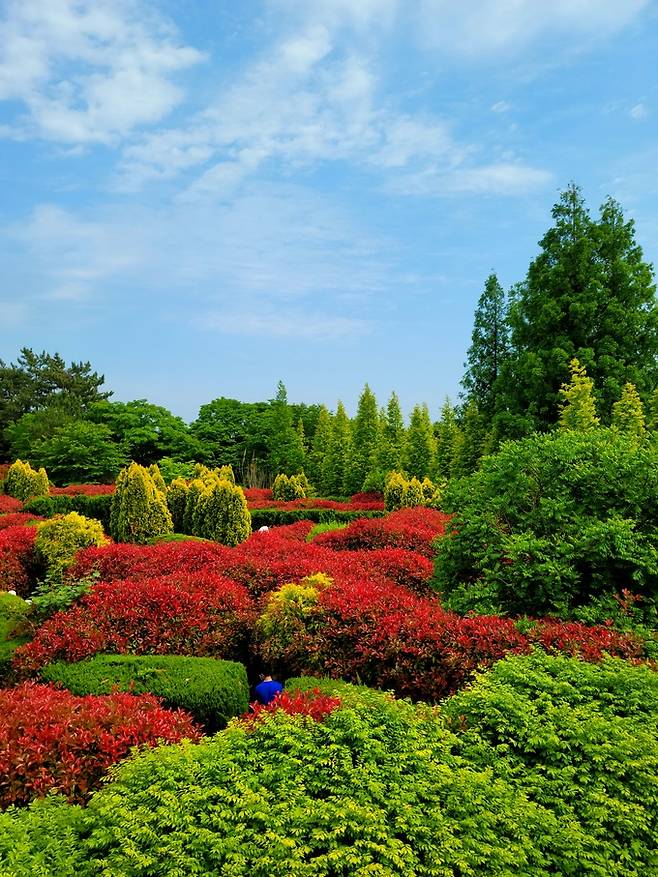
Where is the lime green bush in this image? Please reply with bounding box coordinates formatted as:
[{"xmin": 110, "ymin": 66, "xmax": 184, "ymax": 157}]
[
  {"xmin": 109, "ymin": 462, "xmax": 173, "ymax": 544},
  {"xmin": 4, "ymin": 461, "xmax": 49, "ymax": 502},
  {"xmin": 384, "ymin": 470, "xmax": 444, "ymax": 511},
  {"xmin": 0, "ymin": 797, "xmax": 85, "ymax": 877},
  {"xmin": 306, "ymin": 521, "xmax": 348, "ymax": 541},
  {"xmin": 192, "ymin": 478, "xmax": 251, "ymax": 546},
  {"xmin": 272, "ymin": 473, "xmax": 306, "ymax": 501},
  {"xmin": 443, "ymin": 651, "xmax": 658, "ymax": 875},
  {"xmin": 40, "ymin": 655, "xmax": 249, "ymax": 732},
  {"xmin": 34, "ymin": 513, "xmax": 106, "ymax": 578},
  {"xmin": 166, "ymin": 476, "xmax": 189, "ymax": 532}
]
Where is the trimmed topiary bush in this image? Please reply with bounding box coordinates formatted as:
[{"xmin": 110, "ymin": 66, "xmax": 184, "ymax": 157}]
[
  {"xmin": 34, "ymin": 513, "xmax": 107, "ymax": 578},
  {"xmin": 109, "ymin": 462, "xmax": 173, "ymax": 544},
  {"xmin": 273, "ymin": 473, "xmax": 306, "ymax": 501},
  {"xmin": 41, "ymin": 655, "xmax": 249, "ymax": 732},
  {"xmin": 4, "ymin": 461, "xmax": 49, "ymax": 503}
]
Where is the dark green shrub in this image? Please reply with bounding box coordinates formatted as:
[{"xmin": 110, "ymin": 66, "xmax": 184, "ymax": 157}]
[
  {"xmin": 23, "ymin": 495, "xmax": 113, "ymax": 530},
  {"xmin": 435, "ymin": 428, "xmax": 658, "ymax": 616},
  {"xmin": 40, "ymin": 655, "xmax": 249, "ymax": 732},
  {"xmin": 249, "ymin": 508, "xmax": 385, "ymax": 529},
  {"xmin": 443, "ymin": 651, "xmax": 658, "ymax": 875}
]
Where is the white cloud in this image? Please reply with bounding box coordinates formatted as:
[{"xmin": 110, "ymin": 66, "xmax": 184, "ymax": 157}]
[
  {"xmin": 629, "ymin": 102, "xmax": 648, "ymax": 120},
  {"xmin": 201, "ymin": 308, "xmax": 370, "ymax": 339},
  {"xmin": 416, "ymin": 0, "xmax": 650, "ymax": 55},
  {"xmin": 0, "ymin": 0, "xmax": 204, "ymax": 144},
  {"xmin": 491, "ymin": 100, "xmax": 512, "ymax": 113},
  {"xmin": 387, "ymin": 162, "xmax": 552, "ymax": 197}
]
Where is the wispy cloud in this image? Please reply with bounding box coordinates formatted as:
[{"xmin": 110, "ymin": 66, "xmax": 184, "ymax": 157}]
[
  {"xmin": 629, "ymin": 102, "xmax": 649, "ymax": 120},
  {"xmin": 0, "ymin": 0, "xmax": 204, "ymax": 144}
]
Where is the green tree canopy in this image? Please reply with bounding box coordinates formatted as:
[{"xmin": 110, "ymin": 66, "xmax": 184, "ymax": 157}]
[{"xmin": 461, "ymin": 273, "xmax": 509, "ymax": 419}]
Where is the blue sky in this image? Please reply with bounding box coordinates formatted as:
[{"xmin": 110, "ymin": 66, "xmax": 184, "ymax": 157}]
[{"xmin": 1, "ymin": 0, "xmax": 657, "ymax": 422}]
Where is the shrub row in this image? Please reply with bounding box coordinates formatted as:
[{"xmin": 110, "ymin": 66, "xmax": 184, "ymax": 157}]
[
  {"xmin": 41, "ymin": 655, "xmax": 249, "ymax": 732},
  {"xmin": 24, "ymin": 495, "xmax": 113, "ymax": 530}
]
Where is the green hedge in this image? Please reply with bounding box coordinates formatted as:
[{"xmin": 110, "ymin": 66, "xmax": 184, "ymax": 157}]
[
  {"xmin": 249, "ymin": 508, "xmax": 385, "ymax": 529},
  {"xmin": 40, "ymin": 655, "xmax": 249, "ymax": 732},
  {"xmin": 0, "ymin": 592, "xmax": 30, "ymax": 685},
  {"xmin": 23, "ymin": 495, "xmax": 113, "ymax": 530}
]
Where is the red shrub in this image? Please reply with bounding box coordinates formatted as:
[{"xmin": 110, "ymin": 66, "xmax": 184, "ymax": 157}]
[
  {"xmin": 529, "ymin": 620, "xmax": 644, "ymax": 661},
  {"xmin": 14, "ymin": 571, "xmax": 255, "ymax": 672},
  {"xmin": 243, "ymin": 488, "xmax": 273, "ymax": 501},
  {"xmin": 0, "ymin": 496, "xmax": 23, "ymax": 514},
  {"xmin": 0, "ymin": 682, "xmax": 200, "ymax": 807},
  {"xmin": 0, "ymin": 513, "xmax": 43, "ymax": 531},
  {"xmin": 313, "ymin": 507, "xmax": 449, "ymax": 557},
  {"xmin": 244, "ymin": 689, "xmax": 342, "ymax": 727},
  {"xmin": 0, "ymin": 525, "xmax": 39, "ymax": 595},
  {"xmin": 49, "ymin": 484, "xmax": 115, "ymax": 496}
]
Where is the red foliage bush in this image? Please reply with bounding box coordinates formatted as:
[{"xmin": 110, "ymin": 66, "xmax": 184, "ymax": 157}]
[
  {"xmin": 0, "ymin": 513, "xmax": 43, "ymax": 531},
  {"xmin": 529, "ymin": 620, "xmax": 644, "ymax": 661},
  {"xmin": 0, "ymin": 682, "xmax": 200, "ymax": 806},
  {"xmin": 313, "ymin": 507, "xmax": 449, "ymax": 557},
  {"xmin": 244, "ymin": 689, "xmax": 342, "ymax": 727},
  {"xmin": 0, "ymin": 525, "xmax": 39, "ymax": 596},
  {"xmin": 13, "ymin": 571, "xmax": 255, "ymax": 672},
  {"xmin": 243, "ymin": 488, "xmax": 273, "ymax": 501},
  {"xmin": 0, "ymin": 496, "xmax": 23, "ymax": 514},
  {"xmin": 49, "ymin": 484, "xmax": 115, "ymax": 496}
]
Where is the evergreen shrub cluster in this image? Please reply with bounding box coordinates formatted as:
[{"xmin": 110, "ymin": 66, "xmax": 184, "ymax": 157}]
[
  {"xmin": 34, "ymin": 513, "xmax": 107, "ymax": 579},
  {"xmin": 110, "ymin": 462, "xmax": 172, "ymax": 544},
  {"xmin": 4, "ymin": 462, "xmax": 49, "ymax": 503}
]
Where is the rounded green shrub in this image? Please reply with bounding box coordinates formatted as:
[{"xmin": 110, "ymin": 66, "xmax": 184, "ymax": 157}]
[
  {"xmin": 35, "ymin": 513, "xmax": 107, "ymax": 578},
  {"xmin": 191, "ymin": 479, "xmax": 251, "ymax": 546},
  {"xmin": 40, "ymin": 655, "xmax": 249, "ymax": 732},
  {"xmin": 272, "ymin": 473, "xmax": 306, "ymax": 501},
  {"xmin": 109, "ymin": 462, "xmax": 173, "ymax": 544},
  {"xmin": 5, "ymin": 461, "xmax": 49, "ymax": 503}
]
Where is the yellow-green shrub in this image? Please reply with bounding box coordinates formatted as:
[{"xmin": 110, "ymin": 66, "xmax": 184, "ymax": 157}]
[
  {"xmin": 35, "ymin": 513, "xmax": 107, "ymax": 577},
  {"xmin": 4, "ymin": 461, "xmax": 49, "ymax": 502},
  {"xmin": 384, "ymin": 471, "xmax": 444, "ymax": 511},
  {"xmin": 147, "ymin": 464, "xmax": 167, "ymax": 495},
  {"xmin": 190, "ymin": 479, "xmax": 251, "ymax": 546},
  {"xmin": 273, "ymin": 473, "xmax": 306, "ymax": 501},
  {"xmin": 166, "ymin": 477, "xmax": 189, "ymax": 532},
  {"xmin": 109, "ymin": 463, "xmax": 173, "ymax": 544}
]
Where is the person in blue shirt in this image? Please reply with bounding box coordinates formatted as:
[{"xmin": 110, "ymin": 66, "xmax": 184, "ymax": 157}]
[{"xmin": 254, "ymin": 673, "xmax": 283, "ymax": 705}]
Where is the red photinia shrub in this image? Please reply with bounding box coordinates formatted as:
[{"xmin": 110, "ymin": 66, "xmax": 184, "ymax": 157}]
[
  {"xmin": 529, "ymin": 620, "xmax": 644, "ymax": 661},
  {"xmin": 0, "ymin": 495, "xmax": 23, "ymax": 514},
  {"xmin": 350, "ymin": 491, "xmax": 384, "ymax": 504},
  {"xmin": 13, "ymin": 572, "xmax": 255, "ymax": 672},
  {"xmin": 0, "ymin": 525, "xmax": 39, "ymax": 595},
  {"xmin": 243, "ymin": 488, "xmax": 273, "ymax": 501},
  {"xmin": 243, "ymin": 689, "xmax": 342, "ymax": 727},
  {"xmin": 313, "ymin": 507, "xmax": 449, "ymax": 557},
  {"xmin": 0, "ymin": 513, "xmax": 43, "ymax": 531},
  {"xmin": 49, "ymin": 484, "xmax": 115, "ymax": 496},
  {"xmin": 0, "ymin": 682, "xmax": 200, "ymax": 807},
  {"xmin": 68, "ymin": 539, "xmax": 235, "ymax": 584}
]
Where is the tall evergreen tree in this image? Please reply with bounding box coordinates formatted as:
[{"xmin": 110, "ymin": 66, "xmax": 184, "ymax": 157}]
[
  {"xmin": 322, "ymin": 402, "xmax": 352, "ymax": 496},
  {"xmin": 403, "ymin": 404, "xmax": 435, "ymax": 479},
  {"xmin": 461, "ymin": 273, "xmax": 509, "ymax": 419},
  {"xmin": 611, "ymin": 383, "xmax": 646, "ymax": 439},
  {"xmin": 308, "ymin": 406, "xmax": 332, "ymax": 492},
  {"xmin": 434, "ymin": 398, "xmax": 460, "ymax": 479},
  {"xmin": 453, "ymin": 401, "xmax": 486, "ymax": 476},
  {"xmin": 558, "ymin": 358, "xmax": 599, "ymax": 432},
  {"xmin": 377, "ymin": 392, "xmax": 406, "ymax": 474},
  {"xmin": 497, "ymin": 185, "xmax": 658, "ymax": 433},
  {"xmin": 349, "ymin": 384, "xmax": 380, "ymax": 493},
  {"xmin": 267, "ymin": 381, "xmax": 304, "ymax": 476}
]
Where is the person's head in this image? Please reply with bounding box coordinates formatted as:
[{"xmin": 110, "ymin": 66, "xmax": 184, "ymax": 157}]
[{"xmin": 259, "ymin": 673, "xmax": 273, "ymax": 682}]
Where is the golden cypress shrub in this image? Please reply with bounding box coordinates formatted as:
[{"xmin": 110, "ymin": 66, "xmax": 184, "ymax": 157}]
[
  {"xmin": 167, "ymin": 477, "xmax": 190, "ymax": 532},
  {"xmin": 192, "ymin": 479, "xmax": 251, "ymax": 546},
  {"xmin": 148, "ymin": 464, "xmax": 167, "ymax": 495},
  {"xmin": 35, "ymin": 512, "xmax": 107, "ymax": 578},
  {"xmin": 110, "ymin": 462, "xmax": 173, "ymax": 544},
  {"xmin": 384, "ymin": 471, "xmax": 408, "ymax": 511},
  {"xmin": 5, "ymin": 460, "xmax": 49, "ymax": 502}
]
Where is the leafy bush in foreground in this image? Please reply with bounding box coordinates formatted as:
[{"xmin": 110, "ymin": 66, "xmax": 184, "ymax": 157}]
[
  {"xmin": 435, "ymin": 428, "xmax": 658, "ymax": 616},
  {"xmin": 34, "ymin": 513, "xmax": 107, "ymax": 578},
  {"xmin": 41, "ymin": 655, "xmax": 249, "ymax": 732}
]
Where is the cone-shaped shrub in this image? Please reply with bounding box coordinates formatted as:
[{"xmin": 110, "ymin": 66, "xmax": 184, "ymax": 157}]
[
  {"xmin": 273, "ymin": 473, "xmax": 306, "ymax": 501},
  {"xmin": 109, "ymin": 463, "xmax": 173, "ymax": 544},
  {"xmin": 167, "ymin": 477, "xmax": 189, "ymax": 532},
  {"xmin": 4, "ymin": 461, "xmax": 49, "ymax": 503},
  {"xmin": 193, "ymin": 479, "xmax": 251, "ymax": 546},
  {"xmin": 147, "ymin": 463, "xmax": 167, "ymax": 495}
]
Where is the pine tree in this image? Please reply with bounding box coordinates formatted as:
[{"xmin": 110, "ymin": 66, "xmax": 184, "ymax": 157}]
[
  {"xmin": 498, "ymin": 185, "xmax": 658, "ymax": 432},
  {"xmin": 267, "ymin": 381, "xmax": 305, "ymax": 476},
  {"xmin": 308, "ymin": 406, "xmax": 332, "ymax": 492},
  {"xmin": 377, "ymin": 392, "xmax": 406, "ymax": 474},
  {"xmin": 322, "ymin": 402, "xmax": 352, "ymax": 496},
  {"xmin": 611, "ymin": 383, "xmax": 646, "ymax": 439},
  {"xmin": 349, "ymin": 384, "xmax": 380, "ymax": 493},
  {"xmin": 461, "ymin": 273, "xmax": 509, "ymax": 419},
  {"xmin": 435, "ymin": 399, "xmax": 459, "ymax": 479},
  {"xmin": 558, "ymin": 359, "xmax": 599, "ymax": 431},
  {"xmin": 403, "ymin": 404, "xmax": 436, "ymax": 479},
  {"xmin": 453, "ymin": 401, "xmax": 486, "ymax": 476}
]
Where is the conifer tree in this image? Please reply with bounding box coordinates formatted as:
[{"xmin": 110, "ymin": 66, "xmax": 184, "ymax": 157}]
[
  {"xmin": 349, "ymin": 384, "xmax": 380, "ymax": 493},
  {"xmin": 110, "ymin": 462, "xmax": 173, "ymax": 544},
  {"xmin": 267, "ymin": 381, "xmax": 305, "ymax": 476},
  {"xmin": 308, "ymin": 406, "xmax": 332, "ymax": 492},
  {"xmin": 148, "ymin": 463, "xmax": 166, "ymax": 495},
  {"xmin": 454, "ymin": 401, "xmax": 486, "ymax": 476},
  {"xmin": 461, "ymin": 273, "xmax": 509, "ymax": 419},
  {"xmin": 377, "ymin": 392, "xmax": 406, "ymax": 474},
  {"xmin": 322, "ymin": 402, "xmax": 352, "ymax": 496},
  {"xmin": 435, "ymin": 399, "xmax": 460, "ymax": 479},
  {"xmin": 403, "ymin": 404, "xmax": 436, "ymax": 479},
  {"xmin": 611, "ymin": 383, "xmax": 646, "ymax": 439},
  {"xmin": 558, "ymin": 359, "xmax": 599, "ymax": 431}
]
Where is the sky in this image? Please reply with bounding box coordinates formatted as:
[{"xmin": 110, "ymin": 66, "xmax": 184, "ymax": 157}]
[{"xmin": 1, "ymin": 0, "xmax": 658, "ymax": 422}]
